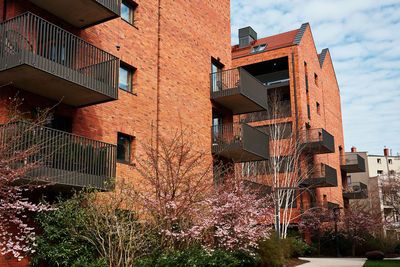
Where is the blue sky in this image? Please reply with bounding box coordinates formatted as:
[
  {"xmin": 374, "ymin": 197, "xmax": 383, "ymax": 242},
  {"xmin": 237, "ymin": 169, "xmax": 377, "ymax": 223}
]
[{"xmin": 230, "ymin": 0, "xmax": 400, "ymax": 155}]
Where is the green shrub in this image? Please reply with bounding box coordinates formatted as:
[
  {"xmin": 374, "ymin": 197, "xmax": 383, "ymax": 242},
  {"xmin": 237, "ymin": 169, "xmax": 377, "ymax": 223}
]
[
  {"xmin": 30, "ymin": 195, "xmax": 106, "ymax": 267},
  {"xmin": 135, "ymin": 248, "xmax": 259, "ymax": 267}
]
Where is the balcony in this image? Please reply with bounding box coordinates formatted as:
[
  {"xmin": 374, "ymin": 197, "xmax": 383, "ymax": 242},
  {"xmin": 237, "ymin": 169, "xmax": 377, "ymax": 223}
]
[
  {"xmin": 210, "ymin": 68, "xmax": 268, "ymax": 114},
  {"xmin": 302, "ymin": 128, "xmax": 335, "ymax": 154},
  {"xmin": 211, "ymin": 123, "xmax": 269, "ymax": 162},
  {"xmin": 0, "ymin": 13, "xmax": 119, "ymax": 107},
  {"xmin": 340, "ymin": 154, "xmax": 366, "ymax": 173},
  {"xmin": 0, "ymin": 121, "xmax": 116, "ymax": 191},
  {"xmin": 301, "ymin": 163, "xmax": 338, "ymax": 188},
  {"xmin": 343, "ymin": 182, "xmax": 368, "ymax": 199},
  {"xmin": 239, "ymin": 100, "xmax": 291, "ymax": 123},
  {"xmin": 28, "ymin": 0, "xmax": 121, "ymax": 28}
]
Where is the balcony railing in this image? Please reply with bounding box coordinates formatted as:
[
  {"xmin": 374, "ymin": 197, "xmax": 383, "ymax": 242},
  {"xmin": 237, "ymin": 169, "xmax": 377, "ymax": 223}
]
[
  {"xmin": 343, "ymin": 182, "xmax": 368, "ymax": 199},
  {"xmin": 0, "ymin": 13, "xmax": 119, "ymax": 107},
  {"xmin": 239, "ymin": 100, "xmax": 291, "ymax": 123},
  {"xmin": 301, "ymin": 128, "xmax": 335, "ymax": 154},
  {"xmin": 210, "ymin": 67, "xmax": 268, "ymax": 114},
  {"xmin": 211, "ymin": 122, "xmax": 269, "ymax": 162},
  {"xmin": 340, "ymin": 153, "xmax": 366, "ymax": 173},
  {"xmin": 301, "ymin": 163, "xmax": 338, "ymax": 188},
  {"xmin": 0, "ymin": 121, "xmax": 116, "ymax": 190},
  {"xmin": 28, "ymin": 0, "xmax": 121, "ymax": 28}
]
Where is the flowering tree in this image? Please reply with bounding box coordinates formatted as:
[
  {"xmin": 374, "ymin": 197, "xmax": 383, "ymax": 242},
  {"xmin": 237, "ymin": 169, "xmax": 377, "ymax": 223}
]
[
  {"xmin": 203, "ymin": 175, "xmax": 274, "ymax": 251},
  {"xmin": 298, "ymin": 204, "xmax": 331, "ymax": 254},
  {"xmin": 381, "ymin": 172, "xmax": 400, "ymax": 230},
  {"xmin": 341, "ymin": 204, "xmax": 381, "ymax": 256},
  {"xmin": 0, "ymin": 96, "xmax": 53, "ymax": 260},
  {"xmin": 134, "ymin": 125, "xmax": 214, "ymax": 249},
  {"xmin": 135, "ymin": 124, "xmax": 274, "ymax": 251}
]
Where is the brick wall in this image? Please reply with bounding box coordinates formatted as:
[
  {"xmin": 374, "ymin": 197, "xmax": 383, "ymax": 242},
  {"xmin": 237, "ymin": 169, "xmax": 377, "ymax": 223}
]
[{"xmin": 0, "ymin": 0, "xmax": 231, "ymax": 264}]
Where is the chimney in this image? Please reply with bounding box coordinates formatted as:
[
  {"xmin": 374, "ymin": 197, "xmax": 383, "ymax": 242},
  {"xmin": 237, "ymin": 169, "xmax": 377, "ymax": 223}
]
[
  {"xmin": 384, "ymin": 148, "xmax": 389, "ymax": 156},
  {"xmin": 239, "ymin": 26, "xmax": 257, "ymax": 48},
  {"xmin": 351, "ymin": 146, "xmax": 357, "ymax": 152}
]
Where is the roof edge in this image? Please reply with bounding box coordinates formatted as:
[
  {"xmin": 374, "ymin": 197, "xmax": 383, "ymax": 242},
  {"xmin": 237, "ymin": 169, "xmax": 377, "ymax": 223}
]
[
  {"xmin": 319, "ymin": 48, "xmax": 329, "ymax": 67},
  {"xmin": 292, "ymin": 22, "xmax": 309, "ymax": 45}
]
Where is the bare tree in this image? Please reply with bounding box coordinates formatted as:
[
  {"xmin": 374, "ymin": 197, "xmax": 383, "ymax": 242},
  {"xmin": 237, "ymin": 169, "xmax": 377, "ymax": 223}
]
[
  {"xmin": 381, "ymin": 171, "xmax": 400, "ymax": 231},
  {"xmin": 238, "ymin": 91, "xmax": 313, "ymax": 239}
]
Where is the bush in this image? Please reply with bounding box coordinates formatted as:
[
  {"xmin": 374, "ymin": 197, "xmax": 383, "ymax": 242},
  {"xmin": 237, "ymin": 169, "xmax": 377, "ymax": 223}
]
[
  {"xmin": 30, "ymin": 195, "xmax": 106, "ymax": 267},
  {"xmin": 135, "ymin": 248, "xmax": 259, "ymax": 267},
  {"xmin": 365, "ymin": 250, "xmax": 384, "ymax": 260}
]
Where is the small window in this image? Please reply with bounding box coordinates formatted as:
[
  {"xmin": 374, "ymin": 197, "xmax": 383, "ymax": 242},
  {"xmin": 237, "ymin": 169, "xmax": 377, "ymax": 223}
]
[
  {"xmin": 377, "ymin": 170, "xmax": 383, "ymax": 176},
  {"xmin": 307, "ymin": 104, "xmax": 311, "ymax": 120},
  {"xmin": 388, "ymin": 159, "xmax": 392, "ymax": 164},
  {"xmin": 377, "ymin": 158, "xmax": 382, "ymax": 164},
  {"xmin": 121, "ymin": 0, "xmax": 137, "ymax": 25},
  {"xmin": 347, "ymin": 176, "xmax": 351, "ymax": 185},
  {"xmin": 316, "ymin": 102, "xmax": 321, "ymax": 115},
  {"xmin": 250, "ymin": 43, "xmax": 267, "ymax": 54},
  {"xmin": 117, "ymin": 133, "xmax": 134, "ymax": 164},
  {"xmin": 119, "ymin": 64, "xmax": 136, "ymax": 92},
  {"xmin": 314, "ymin": 73, "xmax": 318, "ymax": 86}
]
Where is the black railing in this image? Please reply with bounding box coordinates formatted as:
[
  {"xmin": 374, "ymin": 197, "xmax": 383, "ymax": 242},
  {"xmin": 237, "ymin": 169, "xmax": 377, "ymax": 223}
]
[
  {"xmin": 302, "ymin": 128, "xmax": 335, "ymax": 154},
  {"xmin": 210, "ymin": 67, "xmax": 268, "ymax": 114},
  {"xmin": 211, "ymin": 122, "xmax": 269, "ymax": 161},
  {"xmin": 95, "ymin": 0, "xmax": 121, "ymax": 15},
  {"xmin": 0, "ymin": 13, "xmax": 119, "ymax": 101},
  {"xmin": 0, "ymin": 121, "xmax": 116, "ymax": 190},
  {"xmin": 343, "ymin": 182, "xmax": 368, "ymax": 199},
  {"xmin": 239, "ymin": 100, "xmax": 291, "ymax": 122},
  {"xmin": 340, "ymin": 154, "xmax": 366, "ymax": 173},
  {"xmin": 302, "ymin": 163, "xmax": 337, "ymax": 187}
]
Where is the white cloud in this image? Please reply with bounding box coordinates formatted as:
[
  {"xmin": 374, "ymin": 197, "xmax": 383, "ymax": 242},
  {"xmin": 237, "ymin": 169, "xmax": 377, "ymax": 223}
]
[{"xmin": 231, "ymin": 0, "xmax": 400, "ymax": 155}]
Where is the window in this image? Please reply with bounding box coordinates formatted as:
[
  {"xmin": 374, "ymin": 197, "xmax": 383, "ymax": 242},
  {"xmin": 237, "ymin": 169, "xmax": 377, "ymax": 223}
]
[
  {"xmin": 389, "ymin": 159, "xmax": 393, "ymax": 164},
  {"xmin": 314, "ymin": 73, "xmax": 319, "ymax": 86},
  {"xmin": 121, "ymin": 0, "xmax": 137, "ymax": 25},
  {"xmin": 307, "ymin": 104, "xmax": 311, "ymax": 119},
  {"xmin": 119, "ymin": 64, "xmax": 135, "ymax": 92},
  {"xmin": 316, "ymin": 102, "xmax": 321, "ymax": 115},
  {"xmin": 117, "ymin": 133, "xmax": 134, "ymax": 164},
  {"xmin": 377, "ymin": 170, "xmax": 383, "ymax": 176},
  {"xmin": 377, "ymin": 158, "xmax": 382, "ymax": 164},
  {"xmin": 347, "ymin": 176, "xmax": 351, "ymax": 185},
  {"xmin": 250, "ymin": 43, "xmax": 267, "ymax": 54}
]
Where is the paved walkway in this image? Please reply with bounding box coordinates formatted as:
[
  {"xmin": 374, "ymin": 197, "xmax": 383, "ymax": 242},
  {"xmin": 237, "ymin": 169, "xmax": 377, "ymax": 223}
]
[{"xmin": 298, "ymin": 257, "xmax": 366, "ymax": 267}]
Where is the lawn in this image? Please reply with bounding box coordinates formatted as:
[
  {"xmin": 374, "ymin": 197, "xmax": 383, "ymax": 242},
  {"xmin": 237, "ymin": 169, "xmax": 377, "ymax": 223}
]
[{"xmin": 363, "ymin": 260, "xmax": 400, "ymax": 267}]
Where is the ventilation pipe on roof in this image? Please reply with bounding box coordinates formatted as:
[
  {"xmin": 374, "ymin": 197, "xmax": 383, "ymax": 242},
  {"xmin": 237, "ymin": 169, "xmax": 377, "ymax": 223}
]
[
  {"xmin": 351, "ymin": 146, "xmax": 357, "ymax": 152},
  {"xmin": 239, "ymin": 26, "xmax": 257, "ymax": 48}
]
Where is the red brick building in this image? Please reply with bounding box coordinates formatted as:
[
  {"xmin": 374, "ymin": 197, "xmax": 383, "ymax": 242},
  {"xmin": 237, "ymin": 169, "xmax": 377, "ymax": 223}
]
[
  {"xmin": 0, "ymin": 0, "xmax": 355, "ymax": 264},
  {"xmin": 214, "ymin": 23, "xmax": 351, "ymax": 224}
]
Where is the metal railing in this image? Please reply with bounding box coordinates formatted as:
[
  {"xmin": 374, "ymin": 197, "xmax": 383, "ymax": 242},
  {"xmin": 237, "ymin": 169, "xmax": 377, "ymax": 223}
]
[
  {"xmin": 211, "ymin": 122, "xmax": 244, "ymax": 146},
  {"xmin": 0, "ymin": 121, "xmax": 116, "ymax": 189},
  {"xmin": 96, "ymin": 0, "xmax": 121, "ymax": 15},
  {"xmin": 0, "ymin": 12, "xmax": 119, "ymax": 99},
  {"xmin": 340, "ymin": 154, "xmax": 366, "ymax": 169},
  {"xmin": 239, "ymin": 100, "xmax": 291, "ymax": 122},
  {"xmin": 302, "ymin": 128, "xmax": 335, "ymax": 152},
  {"xmin": 210, "ymin": 68, "xmax": 240, "ymax": 93},
  {"xmin": 343, "ymin": 182, "xmax": 368, "ymax": 194}
]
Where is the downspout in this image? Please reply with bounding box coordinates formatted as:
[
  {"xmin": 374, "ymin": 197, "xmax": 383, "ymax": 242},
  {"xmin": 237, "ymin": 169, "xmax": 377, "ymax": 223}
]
[{"xmin": 156, "ymin": 0, "xmax": 161, "ymax": 184}]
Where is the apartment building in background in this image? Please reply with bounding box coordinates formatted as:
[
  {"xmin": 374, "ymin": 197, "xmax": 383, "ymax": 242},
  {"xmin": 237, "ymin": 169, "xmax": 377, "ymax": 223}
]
[
  {"xmin": 0, "ymin": 0, "xmax": 353, "ymax": 264},
  {"xmin": 345, "ymin": 147, "xmax": 400, "ymax": 239}
]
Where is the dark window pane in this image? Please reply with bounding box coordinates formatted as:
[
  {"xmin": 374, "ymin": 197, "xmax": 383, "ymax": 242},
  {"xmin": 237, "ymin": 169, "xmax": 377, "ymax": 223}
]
[
  {"xmin": 117, "ymin": 133, "xmax": 131, "ymax": 163},
  {"xmin": 121, "ymin": 1, "xmax": 135, "ymax": 24}
]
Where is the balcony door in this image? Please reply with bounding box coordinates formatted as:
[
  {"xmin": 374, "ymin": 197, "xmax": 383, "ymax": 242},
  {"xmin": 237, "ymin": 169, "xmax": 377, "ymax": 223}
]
[
  {"xmin": 211, "ymin": 60, "xmax": 223, "ymax": 92},
  {"xmin": 212, "ymin": 111, "xmax": 223, "ymax": 144}
]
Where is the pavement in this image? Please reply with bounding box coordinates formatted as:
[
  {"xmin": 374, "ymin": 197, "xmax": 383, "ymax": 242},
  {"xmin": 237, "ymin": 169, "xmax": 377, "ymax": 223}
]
[{"xmin": 298, "ymin": 257, "xmax": 367, "ymax": 267}]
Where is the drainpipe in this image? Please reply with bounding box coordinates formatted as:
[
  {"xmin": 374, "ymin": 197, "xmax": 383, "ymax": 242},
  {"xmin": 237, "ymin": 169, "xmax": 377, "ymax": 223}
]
[{"xmin": 155, "ymin": 0, "xmax": 161, "ymax": 185}]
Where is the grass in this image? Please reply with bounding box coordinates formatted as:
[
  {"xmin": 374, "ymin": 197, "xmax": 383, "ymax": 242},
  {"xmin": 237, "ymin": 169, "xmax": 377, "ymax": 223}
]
[{"xmin": 363, "ymin": 260, "xmax": 400, "ymax": 267}]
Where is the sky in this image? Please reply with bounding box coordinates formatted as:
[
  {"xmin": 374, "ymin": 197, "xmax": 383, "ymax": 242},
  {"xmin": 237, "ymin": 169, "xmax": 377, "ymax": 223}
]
[{"xmin": 230, "ymin": 0, "xmax": 400, "ymax": 155}]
